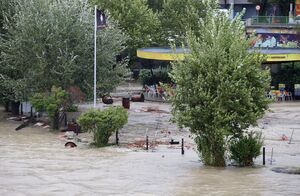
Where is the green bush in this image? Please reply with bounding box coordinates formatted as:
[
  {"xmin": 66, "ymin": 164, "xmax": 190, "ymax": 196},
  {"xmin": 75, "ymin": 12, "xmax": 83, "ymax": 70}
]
[
  {"xmin": 229, "ymin": 131, "xmax": 263, "ymax": 167},
  {"xmin": 77, "ymin": 106, "xmax": 128, "ymax": 147},
  {"xmin": 30, "ymin": 86, "xmax": 68, "ymax": 130},
  {"xmin": 65, "ymin": 105, "xmax": 78, "ymax": 112}
]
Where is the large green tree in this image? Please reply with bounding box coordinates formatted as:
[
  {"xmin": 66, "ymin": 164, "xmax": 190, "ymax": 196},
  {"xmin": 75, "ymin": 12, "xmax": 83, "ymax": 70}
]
[
  {"xmin": 0, "ymin": 0, "xmax": 128, "ymax": 108},
  {"xmin": 159, "ymin": 0, "xmax": 218, "ymax": 45},
  {"xmin": 91, "ymin": 0, "xmax": 161, "ymax": 61},
  {"xmin": 170, "ymin": 9, "xmax": 270, "ymax": 166}
]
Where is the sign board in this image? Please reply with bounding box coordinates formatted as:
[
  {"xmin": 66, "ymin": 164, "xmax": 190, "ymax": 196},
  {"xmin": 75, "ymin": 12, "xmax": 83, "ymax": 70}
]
[
  {"xmin": 256, "ymin": 5, "xmax": 261, "ymax": 11},
  {"xmin": 279, "ymin": 84, "xmax": 285, "ymax": 89}
]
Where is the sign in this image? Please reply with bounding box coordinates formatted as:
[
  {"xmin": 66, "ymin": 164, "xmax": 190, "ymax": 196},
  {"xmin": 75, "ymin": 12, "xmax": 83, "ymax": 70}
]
[
  {"xmin": 295, "ymin": 84, "xmax": 300, "ymax": 89},
  {"xmin": 279, "ymin": 84, "xmax": 285, "ymax": 89},
  {"xmin": 256, "ymin": 5, "xmax": 261, "ymax": 11}
]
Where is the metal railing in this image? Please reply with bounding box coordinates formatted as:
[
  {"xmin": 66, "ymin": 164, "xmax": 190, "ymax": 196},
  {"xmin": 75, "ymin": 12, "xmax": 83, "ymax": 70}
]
[{"xmin": 246, "ymin": 16, "xmax": 297, "ymax": 26}]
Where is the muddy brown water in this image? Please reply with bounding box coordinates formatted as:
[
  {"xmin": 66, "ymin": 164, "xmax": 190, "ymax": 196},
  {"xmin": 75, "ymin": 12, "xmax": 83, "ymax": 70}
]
[{"xmin": 1, "ymin": 102, "xmax": 300, "ymax": 195}]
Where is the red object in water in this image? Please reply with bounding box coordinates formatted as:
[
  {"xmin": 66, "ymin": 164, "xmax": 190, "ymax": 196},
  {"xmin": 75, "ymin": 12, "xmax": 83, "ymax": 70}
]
[
  {"xmin": 281, "ymin": 134, "xmax": 288, "ymax": 141},
  {"xmin": 122, "ymin": 98, "xmax": 130, "ymax": 109}
]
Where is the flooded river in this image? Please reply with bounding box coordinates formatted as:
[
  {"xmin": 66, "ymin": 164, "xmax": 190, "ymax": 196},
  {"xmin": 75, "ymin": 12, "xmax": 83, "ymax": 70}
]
[{"xmin": 0, "ymin": 102, "xmax": 300, "ymax": 195}]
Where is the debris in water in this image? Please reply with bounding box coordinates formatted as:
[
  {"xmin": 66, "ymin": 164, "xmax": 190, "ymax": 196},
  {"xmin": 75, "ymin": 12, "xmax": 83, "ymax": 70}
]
[
  {"xmin": 65, "ymin": 141, "xmax": 77, "ymax": 148},
  {"xmin": 281, "ymin": 134, "xmax": 288, "ymax": 141}
]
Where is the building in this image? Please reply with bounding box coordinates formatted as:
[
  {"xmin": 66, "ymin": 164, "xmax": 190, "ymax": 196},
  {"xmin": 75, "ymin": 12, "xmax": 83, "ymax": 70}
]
[{"xmin": 219, "ymin": 0, "xmax": 256, "ymax": 19}]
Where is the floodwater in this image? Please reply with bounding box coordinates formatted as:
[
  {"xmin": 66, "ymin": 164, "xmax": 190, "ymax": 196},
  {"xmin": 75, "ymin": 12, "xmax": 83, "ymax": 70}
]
[{"xmin": 1, "ymin": 102, "xmax": 300, "ymax": 196}]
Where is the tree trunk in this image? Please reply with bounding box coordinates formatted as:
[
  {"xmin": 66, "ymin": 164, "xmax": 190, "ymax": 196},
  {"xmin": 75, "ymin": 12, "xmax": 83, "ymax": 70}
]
[
  {"xmin": 52, "ymin": 111, "xmax": 60, "ymax": 130},
  {"xmin": 11, "ymin": 101, "xmax": 20, "ymax": 116},
  {"xmin": 4, "ymin": 101, "xmax": 11, "ymax": 112}
]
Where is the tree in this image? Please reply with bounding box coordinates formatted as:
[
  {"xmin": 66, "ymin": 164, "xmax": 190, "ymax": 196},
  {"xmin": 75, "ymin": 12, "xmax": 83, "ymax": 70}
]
[
  {"xmin": 0, "ymin": 0, "xmax": 19, "ymax": 112},
  {"xmin": 159, "ymin": 0, "xmax": 218, "ymax": 45},
  {"xmin": 91, "ymin": 0, "xmax": 161, "ymax": 62},
  {"xmin": 30, "ymin": 86, "xmax": 68, "ymax": 130},
  {"xmin": 170, "ymin": 9, "xmax": 270, "ymax": 166},
  {"xmin": 0, "ymin": 0, "xmax": 128, "ymax": 110},
  {"xmin": 147, "ymin": 0, "xmax": 164, "ymax": 12}
]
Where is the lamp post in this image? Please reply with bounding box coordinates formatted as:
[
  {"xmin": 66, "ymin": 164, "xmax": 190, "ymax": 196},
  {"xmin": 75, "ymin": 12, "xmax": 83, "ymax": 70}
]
[
  {"xmin": 94, "ymin": 6, "xmax": 97, "ymax": 108},
  {"xmin": 93, "ymin": 7, "xmax": 107, "ymax": 108}
]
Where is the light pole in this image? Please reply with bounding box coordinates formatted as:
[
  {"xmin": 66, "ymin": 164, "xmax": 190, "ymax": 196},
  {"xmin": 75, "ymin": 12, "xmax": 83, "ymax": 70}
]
[
  {"xmin": 93, "ymin": 6, "xmax": 107, "ymax": 108},
  {"xmin": 93, "ymin": 5, "xmax": 97, "ymax": 108}
]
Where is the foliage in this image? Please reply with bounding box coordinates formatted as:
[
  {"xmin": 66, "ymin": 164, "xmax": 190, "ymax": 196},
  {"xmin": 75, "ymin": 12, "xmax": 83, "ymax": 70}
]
[
  {"xmin": 159, "ymin": 0, "xmax": 218, "ymax": 45},
  {"xmin": 0, "ymin": 0, "xmax": 128, "ymax": 103},
  {"xmin": 147, "ymin": 0, "xmax": 164, "ymax": 12},
  {"xmin": 30, "ymin": 86, "xmax": 68, "ymax": 130},
  {"xmin": 92, "ymin": 0, "xmax": 161, "ymax": 58},
  {"xmin": 65, "ymin": 105, "xmax": 78, "ymax": 112},
  {"xmin": 229, "ymin": 131, "xmax": 263, "ymax": 166},
  {"xmin": 77, "ymin": 107, "xmax": 128, "ymax": 147},
  {"xmin": 170, "ymin": 9, "xmax": 270, "ymax": 166},
  {"xmin": 139, "ymin": 67, "xmax": 171, "ymax": 85}
]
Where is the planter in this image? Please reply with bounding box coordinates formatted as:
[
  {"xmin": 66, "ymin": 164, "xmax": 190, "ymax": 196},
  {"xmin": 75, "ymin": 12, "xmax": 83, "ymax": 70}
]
[
  {"xmin": 131, "ymin": 93, "xmax": 144, "ymax": 102},
  {"xmin": 102, "ymin": 96, "xmax": 113, "ymax": 104},
  {"xmin": 122, "ymin": 98, "xmax": 130, "ymax": 109}
]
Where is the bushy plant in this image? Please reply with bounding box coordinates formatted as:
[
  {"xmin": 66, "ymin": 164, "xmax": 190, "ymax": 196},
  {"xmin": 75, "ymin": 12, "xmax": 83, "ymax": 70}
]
[
  {"xmin": 77, "ymin": 106, "xmax": 128, "ymax": 147},
  {"xmin": 30, "ymin": 86, "xmax": 68, "ymax": 130},
  {"xmin": 229, "ymin": 131, "xmax": 263, "ymax": 167}
]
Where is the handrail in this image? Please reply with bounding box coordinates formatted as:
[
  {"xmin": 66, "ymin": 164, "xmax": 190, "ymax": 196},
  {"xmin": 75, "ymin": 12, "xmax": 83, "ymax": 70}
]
[{"xmin": 246, "ymin": 16, "xmax": 299, "ymax": 26}]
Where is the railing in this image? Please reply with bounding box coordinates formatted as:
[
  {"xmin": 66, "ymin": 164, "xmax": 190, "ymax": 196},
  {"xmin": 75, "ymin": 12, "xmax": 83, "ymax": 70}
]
[{"xmin": 246, "ymin": 16, "xmax": 298, "ymax": 26}]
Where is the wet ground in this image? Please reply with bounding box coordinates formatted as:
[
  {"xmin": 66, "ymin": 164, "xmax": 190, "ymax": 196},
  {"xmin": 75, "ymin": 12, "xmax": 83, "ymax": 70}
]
[{"xmin": 0, "ymin": 101, "xmax": 300, "ymax": 195}]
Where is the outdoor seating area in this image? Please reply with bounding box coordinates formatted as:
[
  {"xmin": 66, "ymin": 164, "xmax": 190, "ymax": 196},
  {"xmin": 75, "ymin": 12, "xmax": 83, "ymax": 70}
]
[
  {"xmin": 143, "ymin": 84, "xmax": 175, "ymax": 101},
  {"xmin": 268, "ymin": 90, "xmax": 293, "ymax": 101}
]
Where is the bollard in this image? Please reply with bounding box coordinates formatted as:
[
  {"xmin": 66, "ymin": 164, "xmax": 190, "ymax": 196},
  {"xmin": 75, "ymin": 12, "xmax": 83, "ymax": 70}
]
[
  {"xmin": 289, "ymin": 129, "xmax": 294, "ymax": 144},
  {"xmin": 181, "ymin": 138, "xmax": 184, "ymax": 155},
  {"xmin": 270, "ymin": 148, "xmax": 273, "ymax": 165},
  {"xmin": 64, "ymin": 113, "xmax": 67, "ymax": 126},
  {"xmin": 263, "ymin": 147, "xmax": 265, "ymax": 165},
  {"xmin": 146, "ymin": 136, "xmax": 149, "ymax": 150},
  {"xmin": 20, "ymin": 103, "xmax": 23, "ymax": 115},
  {"xmin": 30, "ymin": 107, "xmax": 33, "ymax": 117},
  {"xmin": 116, "ymin": 131, "xmax": 119, "ymax": 145}
]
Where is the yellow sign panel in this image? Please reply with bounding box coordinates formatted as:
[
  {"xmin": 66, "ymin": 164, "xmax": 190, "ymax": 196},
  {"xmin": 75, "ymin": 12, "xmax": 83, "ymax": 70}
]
[
  {"xmin": 266, "ymin": 54, "xmax": 300, "ymax": 62},
  {"xmin": 137, "ymin": 49, "xmax": 186, "ymax": 61}
]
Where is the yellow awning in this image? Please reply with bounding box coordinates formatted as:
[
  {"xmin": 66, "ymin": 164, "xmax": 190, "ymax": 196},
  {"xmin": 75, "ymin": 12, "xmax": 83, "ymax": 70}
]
[{"xmin": 137, "ymin": 47, "xmax": 300, "ymax": 62}]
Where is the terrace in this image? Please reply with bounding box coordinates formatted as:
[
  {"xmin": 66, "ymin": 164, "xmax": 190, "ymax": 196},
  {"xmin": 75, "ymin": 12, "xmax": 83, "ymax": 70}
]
[{"xmin": 246, "ymin": 16, "xmax": 300, "ymax": 28}]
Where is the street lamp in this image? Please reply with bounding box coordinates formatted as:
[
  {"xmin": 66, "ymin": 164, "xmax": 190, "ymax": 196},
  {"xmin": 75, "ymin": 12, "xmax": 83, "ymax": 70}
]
[{"xmin": 94, "ymin": 7, "xmax": 107, "ymax": 108}]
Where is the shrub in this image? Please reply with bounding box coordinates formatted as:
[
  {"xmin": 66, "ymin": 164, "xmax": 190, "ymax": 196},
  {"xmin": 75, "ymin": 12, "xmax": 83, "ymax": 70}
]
[
  {"xmin": 229, "ymin": 131, "xmax": 263, "ymax": 167},
  {"xmin": 30, "ymin": 86, "xmax": 68, "ymax": 130},
  {"xmin": 65, "ymin": 105, "xmax": 78, "ymax": 112},
  {"xmin": 77, "ymin": 106, "xmax": 128, "ymax": 147}
]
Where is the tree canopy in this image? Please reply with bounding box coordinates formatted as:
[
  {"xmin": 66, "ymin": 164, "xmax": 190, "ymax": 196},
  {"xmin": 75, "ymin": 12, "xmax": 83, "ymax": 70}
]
[
  {"xmin": 92, "ymin": 0, "xmax": 161, "ymax": 59},
  {"xmin": 0, "ymin": 0, "xmax": 128, "ymax": 103},
  {"xmin": 159, "ymin": 0, "xmax": 218, "ymax": 45},
  {"xmin": 170, "ymin": 9, "xmax": 270, "ymax": 166},
  {"xmin": 90, "ymin": 0, "xmax": 218, "ymax": 65}
]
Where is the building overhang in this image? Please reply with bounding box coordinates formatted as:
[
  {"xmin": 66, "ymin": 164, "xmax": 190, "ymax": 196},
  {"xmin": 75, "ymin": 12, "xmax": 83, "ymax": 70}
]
[{"xmin": 137, "ymin": 47, "xmax": 300, "ymax": 63}]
